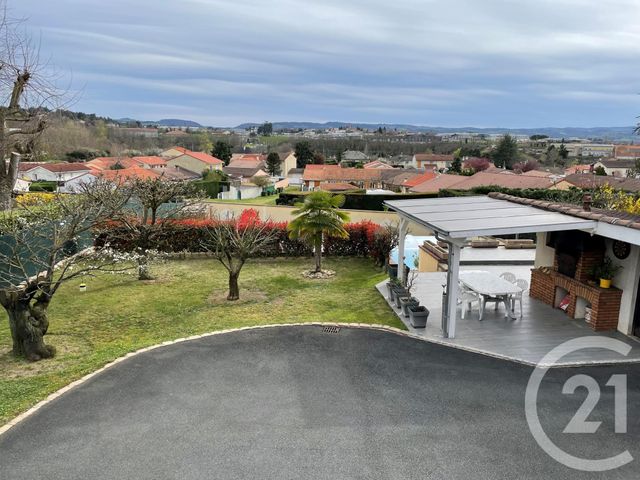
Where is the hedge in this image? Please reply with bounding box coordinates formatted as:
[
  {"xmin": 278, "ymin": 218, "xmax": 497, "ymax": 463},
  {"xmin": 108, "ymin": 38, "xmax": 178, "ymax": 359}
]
[
  {"xmin": 95, "ymin": 210, "xmax": 397, "ymax": 266},
  {"xmin": 193, "ymin": 179, "xmax": 230, "ymax": 198},
  {"xmin": 276, "ymin": 191, "xmax": 440, "ymax": 211},
  {"xmin": 438, "ymin": 186, "xmax": 585, "ymax": 204},
  {"xmin": 29, "ymin": 181, "xmax": 57, "ymax": 192}
]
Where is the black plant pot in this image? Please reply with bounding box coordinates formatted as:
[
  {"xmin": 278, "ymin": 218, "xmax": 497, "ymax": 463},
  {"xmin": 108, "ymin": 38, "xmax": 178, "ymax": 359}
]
[
  {"xmin": 408, "ymin": 305, "xmax": 429, "ymax": 328},
  {"xmin": 399, "ymin": 296, "xmax": 420, "ymax": 317}
]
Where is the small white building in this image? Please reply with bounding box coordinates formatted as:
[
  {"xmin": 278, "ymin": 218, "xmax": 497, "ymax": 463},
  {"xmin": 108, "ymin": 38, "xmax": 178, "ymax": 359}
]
[{"xmin": 20, "ymin": 163, "xmax": 92, "ymax": 182}]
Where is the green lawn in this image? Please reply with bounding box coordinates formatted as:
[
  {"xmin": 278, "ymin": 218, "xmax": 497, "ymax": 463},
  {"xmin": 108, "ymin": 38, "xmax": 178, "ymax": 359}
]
[
  {"xmin": 205, "ymin": 194, "xmax": 280, "ymax": 205},
  {"xmin": 0, "ymin": 257, "xmax": 401, "ymax": 425}
]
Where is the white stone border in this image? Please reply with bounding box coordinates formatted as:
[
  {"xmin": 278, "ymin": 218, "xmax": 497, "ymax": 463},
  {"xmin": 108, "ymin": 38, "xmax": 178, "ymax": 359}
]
[{"xmin": 2, "ymin": 322, "xmax": 639, "ymax": 438}]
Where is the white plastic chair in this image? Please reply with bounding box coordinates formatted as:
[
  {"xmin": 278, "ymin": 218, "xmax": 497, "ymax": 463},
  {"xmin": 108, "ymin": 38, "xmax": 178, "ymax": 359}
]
[
  {"xmin": 500, "ymin": 272, "xmax": 517, "ymax": 283},
  {"xmin": 458, "ymin": 286, "xmax": 481, "ymax": 319},
  {"xmin": 510, "ymin": 279, "xmax": 529, "ymax": 318}
]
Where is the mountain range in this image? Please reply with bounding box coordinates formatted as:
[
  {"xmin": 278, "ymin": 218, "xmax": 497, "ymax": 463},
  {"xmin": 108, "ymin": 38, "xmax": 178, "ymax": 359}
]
[
  {"xmin": 118, "ymin": 118, "xmax": 203, "ymax": 128},
  {"xmin": 234, "ymin": 121, "xmax": 638, "ymax": 141}
]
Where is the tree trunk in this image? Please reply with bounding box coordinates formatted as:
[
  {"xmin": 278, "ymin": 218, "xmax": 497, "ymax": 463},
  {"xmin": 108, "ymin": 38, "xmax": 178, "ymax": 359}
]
[
  {"xmin": 314, "ymin": 235, "xmax": 322, "ymax": 273},
  {"xmin": 4, "ymin": 299, "xmax": 55, "ymax": 361},
  {"xmin": 137, "ymin": 256, "xmax": 153, "ymax": 280},
  {"xmin": 0, "ymin": 187, "xmax": 11, "ymax": 211},
  {"xmin": 227, "ymin": 271, "xmax": 240, "ymax": 301}
]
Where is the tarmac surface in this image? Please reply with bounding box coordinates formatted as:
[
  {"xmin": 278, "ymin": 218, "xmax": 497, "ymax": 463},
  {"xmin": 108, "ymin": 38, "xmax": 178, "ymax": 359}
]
[{"xmin": 1, "ymin": 325, "xmax": 639, "ymax": 479}]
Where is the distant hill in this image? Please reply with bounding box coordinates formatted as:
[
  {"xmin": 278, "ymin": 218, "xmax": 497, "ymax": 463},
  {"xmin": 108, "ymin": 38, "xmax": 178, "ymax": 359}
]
[
  {"xmin": 117, "ymin": 118, "xmax": 203, "ymax": 128},
  {"xmin": 234, "ymin": 121, "xmax": 638, "ymax": 141}
]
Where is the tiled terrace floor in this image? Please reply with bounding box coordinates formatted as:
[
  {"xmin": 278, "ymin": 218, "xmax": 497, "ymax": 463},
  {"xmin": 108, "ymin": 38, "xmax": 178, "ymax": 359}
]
[{"xmin": 377, "ymin": 265, "xmax": 640, "ymax": 366}]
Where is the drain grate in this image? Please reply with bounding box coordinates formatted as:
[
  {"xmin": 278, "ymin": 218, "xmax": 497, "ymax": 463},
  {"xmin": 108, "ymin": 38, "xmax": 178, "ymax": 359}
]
[{"xmin": 322, "ymin": 326, "xmax": 341, "ymax": 334}]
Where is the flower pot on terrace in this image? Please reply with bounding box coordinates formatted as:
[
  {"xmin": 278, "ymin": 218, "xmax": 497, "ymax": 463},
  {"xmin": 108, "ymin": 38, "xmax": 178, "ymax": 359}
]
[
  {"xmin": 391, "ymin": 286, "xmax": 409, "ymax": 305},
  {"xmin": 393, "ymin": 287, "xmax": 410, "ymax": 308},
  {"xmin": 408, "ymin": 305, "xmax": 429, "ymax": 328},
  {"xmin": 399, "ymin": 296, "xmax": 420, "ymax": 317},
  {"xmin": 599, "ymin": 278, "xmax": 612, "ymax": 289}
]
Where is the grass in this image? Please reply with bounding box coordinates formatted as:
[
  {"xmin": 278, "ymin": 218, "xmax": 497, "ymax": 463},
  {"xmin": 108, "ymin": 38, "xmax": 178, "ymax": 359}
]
[{"xmin": 0, "ymin": 257, "xmax": 402, "ymax": 425}]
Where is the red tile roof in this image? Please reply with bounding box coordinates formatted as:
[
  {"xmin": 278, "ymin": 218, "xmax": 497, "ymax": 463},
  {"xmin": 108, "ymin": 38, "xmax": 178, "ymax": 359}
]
[
  {"xmin": 614, "ymin": 145, "xmax": 640, "ymax": 159},
  {"xmin": 178, "ymin": 151, "xmax": 223, "ymax": 165},
  {"xmin": 409, "ymin": 174, "xmax": 467, "ymax": 193},
  {"xmin": 449, "ymin": 171, "xmax": 555, "ymax": 190},
  {"xmin": 86, "ymin": 157, "xmax": 140, "ymax": 171},
  {"xmin": 564, "ymin": 164, "xmax": 593, "ymax": 175},
  {"xmin": 132, "ymin": 156, "xmax": 167, "ymax": 166},
  {"xmin": 96, "ymin": 167, "xmax": 162, "ymax": 182},
  {"xmin": 19, "ymin": 162, "xmax": 91, "ymax": 173},
  {"xmin": 402, "ymin": 171, "xmax": 437, "ymax": 188}
]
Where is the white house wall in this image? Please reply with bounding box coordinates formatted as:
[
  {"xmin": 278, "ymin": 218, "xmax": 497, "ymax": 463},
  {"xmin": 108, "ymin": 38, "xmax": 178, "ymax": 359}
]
[{"xmin": 606, "ymin": 241, "xmax": 640, "ymax": 335}]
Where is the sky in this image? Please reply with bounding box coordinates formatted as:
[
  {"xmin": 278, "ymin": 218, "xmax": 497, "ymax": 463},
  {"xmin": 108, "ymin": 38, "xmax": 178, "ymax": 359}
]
[{"xmin": 14, "ymin": 0, "xmax": 640, "ymax": 128}]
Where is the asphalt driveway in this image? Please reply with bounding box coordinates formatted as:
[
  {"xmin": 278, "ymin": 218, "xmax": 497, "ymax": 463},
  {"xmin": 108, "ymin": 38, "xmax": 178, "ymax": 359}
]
[{"xmin": 1, "ymin": 326, "xmax": 639, "ymax": 479}]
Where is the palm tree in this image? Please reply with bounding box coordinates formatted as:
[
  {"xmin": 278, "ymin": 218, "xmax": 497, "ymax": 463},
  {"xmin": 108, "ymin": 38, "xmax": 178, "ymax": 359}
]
[{"xmin": 288, "ymin": 191, "xmax": 350, "ymax": 273}]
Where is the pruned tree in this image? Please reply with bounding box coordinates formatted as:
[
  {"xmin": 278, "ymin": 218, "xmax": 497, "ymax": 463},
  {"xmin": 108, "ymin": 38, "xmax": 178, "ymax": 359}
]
[
  {"xmin": 202, "ymin": 213, "xmax": 279, "ymax": 300},
  {"xmin": 95, "ymin": 177, "xmax": 203, "ymax": 280},
  {"xmin": 0, "ymin": 2, "xmax": 65, "ymax": 209},
  {"xmin": 265, "ymin": 151, "xmax": 281, "ymax": 176},
  {"xmin": 287, "ymin": 191, "xmax": 350, "ymax": 273},
  {"xmin": 492, "ymin": 134, "xmax": 519, "ymax": 169},
  {"xmin": 0, "ymin": 181, "xmax": 129, "ymax": 361},
  {"xmin": 212, "ymin": 140, "xmax": 232, "ymax": 165}
]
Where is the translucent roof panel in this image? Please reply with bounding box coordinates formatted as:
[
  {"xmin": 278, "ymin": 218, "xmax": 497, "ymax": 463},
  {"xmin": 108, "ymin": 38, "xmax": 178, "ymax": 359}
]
[{"xmin": 384, "ymin": 196, "xmax": 597, "ymax": 239}]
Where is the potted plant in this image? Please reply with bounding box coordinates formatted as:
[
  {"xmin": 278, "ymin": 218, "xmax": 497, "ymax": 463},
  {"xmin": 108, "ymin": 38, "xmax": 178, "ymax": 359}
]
[
  {"xmin": 593, "ymin": 256, "xmax": 623, "ymax": 289},
  {"xmin": 398, "ymin": 270, "xmax": 420, "ymax": 315},
  {"xmin": 386, "ymin": 277, "xmax": 401, "ymax": 299},
  {"xmin": 408, "ymin": 305, "xmax": 429, "ymax": 328},
  {"xmin": 399, "ymin": 296, "xmax": 420, "ymax": 317}
]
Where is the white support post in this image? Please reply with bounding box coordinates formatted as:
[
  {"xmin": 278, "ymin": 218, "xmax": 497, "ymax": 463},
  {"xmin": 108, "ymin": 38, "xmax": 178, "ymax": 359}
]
[
  {"xmin": 444, "ymin": 241, "xmax": 462, "ymax": 338},
  {"xmin": 397, "ymin": 218, "xmax": 408, "ymax": 283}
]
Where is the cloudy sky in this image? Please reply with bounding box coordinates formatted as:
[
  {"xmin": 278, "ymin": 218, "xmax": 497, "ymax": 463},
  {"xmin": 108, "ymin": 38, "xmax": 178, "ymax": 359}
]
[{"xmin": 15, "ymin": 0, "xmax": 640, "ymax": 127}]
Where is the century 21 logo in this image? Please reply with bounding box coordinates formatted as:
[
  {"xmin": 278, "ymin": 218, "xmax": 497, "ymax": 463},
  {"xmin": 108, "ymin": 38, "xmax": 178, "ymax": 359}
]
[{"xmin": 525, "ymin": 337, "xmax": 633, "ymax": 472}]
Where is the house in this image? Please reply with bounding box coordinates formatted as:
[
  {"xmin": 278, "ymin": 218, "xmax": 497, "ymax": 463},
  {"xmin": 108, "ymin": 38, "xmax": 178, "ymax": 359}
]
[
  {"xmin": 159, "ymin": 146, "xmax": 189, "ymax": 159},
  {"xmin": 614, "ymin": 145, "xmax": 640, "ymax": 160},
  {"xmin": 166, "ymin": 151, "xmax": 223, "ymax": 175},
  {"xmin": 447, "ymin": 171, "xmax": 555, "ymax": 190},
  {"xmin": 13, "ymin": 178, "xmax": 30, "ymax": 193},
  {"xmin": 19, "ymin": 162, "xmax": 92, "ymax": 182},
  {"xmin": 580, "ymin": 144, "xmax": 614, "ymax": 158},
  {"xmin": 363, "ymin": 160, "xmax": 393, "ymax": 169},
  {"xmin": 278, "ymin": 152, "xmax": 297, "ymax": 177},
  {"xmin": 380, "ymin": 169, "xmax": 425, "ymax": 192},
  {"xmin": 218, "ymin": 179, "xmax": 265, "ymax": 200},
  {"xmin": 223, "ymin": 166, "xmax": 270, "ymax": 179},
  {"xmin": 94, "ymin": 166, "xmax": 162, "ymax": 183},
  {"xmin": 401, "ymin": 172, "xmax": 437, "ymax": 192},
  {"xmin": 409, "ymin": 173, "xmax": 469, "ymax": 193},
  {"xmin": 341, "ymin": 151, "xmax": 369, "ymax": 164},
  {"xmin": 592, "ymin": 159, "xmax": 637, "ymax": 177},
  {"xmin": 302, "ymin": 165, "xmax": 384, "ymax": 190},
  {"xmin": 564, "ymin": 164, "xmax": 593, "ymax": 175},
  {"xmin": 385, "ymin": 193, "xmax": 640, "ymax": 341},
  {"xmin": 412, "ymin": 154, "xmax": 454, "ymax": 171},
  {"xmin": 132, "ymin": 156, "xmax": 167, "ymax": 169},
  {"xmin": 287, "ymin": 168, "xmax": 304, "ymax": 187},
  {"xmin": 58, "ymin": 172, "xmax": 98, "ymax": 193},
  {"xmin": 86, "ymin": 157, "xmax": 141, "ymax": 171}
]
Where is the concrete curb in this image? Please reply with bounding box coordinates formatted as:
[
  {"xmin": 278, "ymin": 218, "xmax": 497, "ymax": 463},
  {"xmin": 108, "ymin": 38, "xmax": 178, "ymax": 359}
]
[{"xmin": 2, "ymin": 322, "xmax": 638, "ymax": 438}]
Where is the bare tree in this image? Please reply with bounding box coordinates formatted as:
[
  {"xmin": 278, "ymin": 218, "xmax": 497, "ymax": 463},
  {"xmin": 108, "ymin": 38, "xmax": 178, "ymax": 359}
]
[
  {"xmin": 95, "ymin": 177, "xmax": 204, "ymax": 280},
  {"xmin": 0, "ymin": 2, "xmax": 65, "ymax": 209},
  {"xmin": 0, "ymin": 181, "xmax": 129, "ymax": 361},
  {"xmin": 203, "ymin": 215, "xmax": 279, "ymax": 300}
]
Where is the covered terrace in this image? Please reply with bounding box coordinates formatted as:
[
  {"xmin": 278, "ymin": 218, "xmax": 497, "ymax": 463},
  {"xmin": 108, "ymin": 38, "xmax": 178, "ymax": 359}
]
[{"xmin": 382, "ymin": 195, "xmax": 640, "ymax": 366}]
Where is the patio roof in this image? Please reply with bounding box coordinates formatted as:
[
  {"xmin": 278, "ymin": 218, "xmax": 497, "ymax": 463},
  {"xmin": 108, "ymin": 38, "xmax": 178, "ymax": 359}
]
[{"xmin": 384, "ymin": 196, "xmax": 597, "ymax": 239}]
